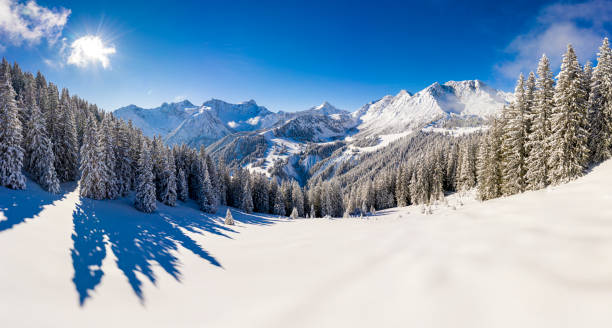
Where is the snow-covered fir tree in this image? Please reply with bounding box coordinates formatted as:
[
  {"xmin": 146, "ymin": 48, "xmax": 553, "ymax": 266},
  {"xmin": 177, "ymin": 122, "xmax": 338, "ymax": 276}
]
[
  {"xmin": 114, "ymin": 120, "xmax": 133, "ymax": 196},
  {"xmin": 548, "ymin": 44, "xmax": 590, "ymax": 184},
  {"xmin": 100, "ymin": 115, "xmax": 118, "ymax": 199},
  {"xmin": 241, "ymin": 177, "xmax": 254, "ymax": 213},
  {"xmin": 0, "ymin": 58, "xmax": 25, "ymax": 190},
  {"xmin": 23, "ymin": 76, "xmax": 59, "ymax": 193},
  {"xmin": 79, "ymin": 118, "xmax": 106, "ymax": 199},
  {"xmin": 54, "ymin": 89, "xmax": 79, "ymax": 182},
  {"xmin": 224, "ymin": 208, "xmax": 235, "ymax": 225},
  {"xmin": 159, "ymin": 149, "xmax": 177, "ymax": 206},
  {"xmin": 502, "ymin": 74, "xmax": 528, "ymax": 194},
  {"xmin": 176, "ymin": 168, "xmax": 188, "ymax": 202},
  {"xmin": 291, "ymin": 181, "xmax": 304, "ymax": 216},
  {"xmin": 588, "ymin": 38, "xmax": 612, "ymax": 163},
  {"xmin": 134, "ymin": 140, "xmax": 157, "ymax": 213},
  {"xmin": 526, "ymin": 54, "xmax": 555, "ymax": 189}
]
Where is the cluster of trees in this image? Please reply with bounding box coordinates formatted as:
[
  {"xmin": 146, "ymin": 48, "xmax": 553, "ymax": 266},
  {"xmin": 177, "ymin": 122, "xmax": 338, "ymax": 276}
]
[
  {"xmin": 222, "ymin": 168, "xmax": 343, "ymax": 218},
  {"xmin": 0, "ymin": 58, "xmax": 99, "ymax": 194},
  {"xmin": 477, "ymin": 39, "xmax": 612, "ymax": 200},
  {"xmin": 332, "ymin": 133, "xmax": 480, "ymax": 215}
]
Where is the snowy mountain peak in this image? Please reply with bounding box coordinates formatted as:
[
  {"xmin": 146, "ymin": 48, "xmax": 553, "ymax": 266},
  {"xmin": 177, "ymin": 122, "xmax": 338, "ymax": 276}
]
[
  {"xmin": 308, "ymin": 101, "xmax": 346, "ymax": 115},
  {"xmin": 355, "ymin": 79, "xmax": 512, "ymax": 135}
]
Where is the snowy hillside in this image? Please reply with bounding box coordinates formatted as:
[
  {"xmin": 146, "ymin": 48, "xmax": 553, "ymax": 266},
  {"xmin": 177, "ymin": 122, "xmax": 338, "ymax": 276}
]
[{"xmin": 2, "ymin": 159, "xmax": 612, "ymax": 328}]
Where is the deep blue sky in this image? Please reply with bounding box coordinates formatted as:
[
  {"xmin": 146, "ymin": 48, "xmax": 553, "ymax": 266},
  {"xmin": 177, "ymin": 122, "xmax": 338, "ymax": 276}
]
[{"xmin": 2, "ymin": 0, "xmax": 610, "ymax": 111}]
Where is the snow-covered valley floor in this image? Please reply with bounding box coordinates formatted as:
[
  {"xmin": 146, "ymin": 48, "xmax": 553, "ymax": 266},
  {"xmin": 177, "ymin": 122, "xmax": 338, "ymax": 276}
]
[{"xmin": 2, "ymin": 161, "xmax": 612, "ymax": 328}]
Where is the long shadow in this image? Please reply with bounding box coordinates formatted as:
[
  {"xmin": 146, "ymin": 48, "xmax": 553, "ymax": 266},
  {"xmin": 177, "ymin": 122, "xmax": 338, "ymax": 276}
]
[
  {"xmin": 71, "ymin": 197, "xmax": 234, "ymax": 305},
  {"xmin": 0, "ymin": 181, "xmax": 77, "ymax": 233}
]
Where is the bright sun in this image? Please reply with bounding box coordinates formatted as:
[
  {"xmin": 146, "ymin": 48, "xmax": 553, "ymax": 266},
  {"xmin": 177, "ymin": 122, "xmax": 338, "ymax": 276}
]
[{"xmin": 67, "ymin": 35, "xmax": 116, "ymax": 69}]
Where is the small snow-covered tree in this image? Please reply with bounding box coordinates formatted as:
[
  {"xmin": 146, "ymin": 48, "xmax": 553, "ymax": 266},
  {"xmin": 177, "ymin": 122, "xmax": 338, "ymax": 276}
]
[
  {"xmin": 290, "ymin": 207, "xmax": 298, "ymax": 219},
  {"xmin": 0, "ymin": 59, "xmax": 25, "ymax": 190},
  {"xmin": 134, "ymin": 140, "xmax": 157, "ymax": 213},
  {"xmin": 224, "ymin": 208, "xmax": 235, "ymax": 225}
]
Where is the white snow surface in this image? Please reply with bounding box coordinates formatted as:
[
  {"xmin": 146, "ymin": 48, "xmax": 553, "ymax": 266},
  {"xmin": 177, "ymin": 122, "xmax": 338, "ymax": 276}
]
[{"xmin": 3, "ymin": 159, "xmax": 612, "ymax": 327}]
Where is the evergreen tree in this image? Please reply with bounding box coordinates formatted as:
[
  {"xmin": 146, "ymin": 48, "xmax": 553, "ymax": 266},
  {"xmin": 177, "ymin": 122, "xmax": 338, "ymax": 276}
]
[
  {"xmin": 502, "ymin": 74, "xmax": 528, "ymax": 194},
  {"xmin": 114, "ymin": 120, "xmax": 132, "ymax": 196},
  {"xmin": 23, "ymin": 77, "xmax": 59, "ymax": 193},
  {"xmin": 134, "ymin": 140, "xmax": 157, "ymax": 213},
  {"xmin": 55, "ymin": 89, "xmax": 78, "ymax": 182},
  {"xmin": 100, "ymin": 116, "xmax": 118, "ymax": 199},
  {"xmin": 0, "ymin": 58, "xmax": 25, "ymax": 190},
  {"xmin": 160, "ymin": 149, "xmax": 177, "ymax": 206},
  {"xmin": 176, "ymin": 168, "xmax": 188, "ymax": 201},
  {"xmin": 241, "ymin": 178, "xmax": 254, "ymax": 213},
  {"xmin": 224, "ymin": 208, "xmax": 235, "ymax": 225},
  {"xmin": 273, "ymin": 190, "xmax": 285, "ymax": 216},
  {"xmin": 290, "ymin": 207, "xmax": 298, "ymax": 219},
  {"xmin": 79, "ymin": 119, "xmax": 106, "ymax": 199},
  {"xmin": 291, "ymin": 181, "xmax": 304, "ymax": 216},
  {"xmin": 588, "ymin": 38, "xmax": 612, "ymax": 163},
  {"xmin": 548, "ymin": 44, "xmax": 590, "ymax": 183},
  {"xmin": 526, "ymin": 54, "xmax": 555, "ymax": 189}
]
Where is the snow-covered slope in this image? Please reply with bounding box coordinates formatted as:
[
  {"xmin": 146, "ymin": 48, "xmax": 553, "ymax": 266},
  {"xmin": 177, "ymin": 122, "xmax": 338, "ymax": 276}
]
[
  {"xmin": 2, "ymin": 160, "xmax": 612, "ymax": 328},
  {"xmin": 355, "ymin": 80, "xmax": 512, "ymax": 136}
]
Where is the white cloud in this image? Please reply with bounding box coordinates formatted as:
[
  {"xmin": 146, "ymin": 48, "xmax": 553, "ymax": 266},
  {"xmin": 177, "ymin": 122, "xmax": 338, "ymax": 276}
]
[
  {"xmin": 67, "ymin": 35, "xmax": 116, "ymax": 69},
  {"xmin": 496, "ymin": 0, "xmax": 611, "ymax": 79},
  {"xmin": 0, "ymin": 0, "xmax": 70, "ymax": 46}
]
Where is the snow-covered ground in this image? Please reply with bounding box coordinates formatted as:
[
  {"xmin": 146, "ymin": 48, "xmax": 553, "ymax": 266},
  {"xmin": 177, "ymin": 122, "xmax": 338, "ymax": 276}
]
[{"xmin": 2, "ymin": 160, "xmax": 612, "ymax": 327}]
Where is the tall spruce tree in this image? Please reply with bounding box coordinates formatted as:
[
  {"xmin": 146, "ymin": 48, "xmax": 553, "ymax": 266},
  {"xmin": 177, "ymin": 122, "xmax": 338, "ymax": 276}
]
[
  {"xmin": 55, "ymin": 89, "xmax": 79, "ymax": 182},
  {"xmin": 526, "ymin": 54, "xmax": 555, "ymax": 189},
  {"xmin": 134, "ymin": 140, "xmax": 157, "ymax": 213},
  {"xmin": 548, "ymin": 44, "xmax": 590, "ymax": 183},
  {"xmin": 0, "ymin": 58, "xmax": 25, "ymax": 190},
  {"xmin": 23, "ymin": 76, "xmax": 59, "ymax": 193},
  {"xmin": 79, "ymin": 118, "xmax": 106, "ymax": 199},
  {"xmin": 502, "ymin": 74, "xmax": 528, "ymax": 194},
  {"xmin": 588, "ymin": 38, "xmax": 612, "ymax": 163}
]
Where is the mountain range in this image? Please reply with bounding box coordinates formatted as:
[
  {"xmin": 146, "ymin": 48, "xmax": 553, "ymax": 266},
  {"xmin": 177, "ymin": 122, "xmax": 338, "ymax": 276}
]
[{"xmin": 114, "ymin": 80, "xmax": 513, "ymax": 182}]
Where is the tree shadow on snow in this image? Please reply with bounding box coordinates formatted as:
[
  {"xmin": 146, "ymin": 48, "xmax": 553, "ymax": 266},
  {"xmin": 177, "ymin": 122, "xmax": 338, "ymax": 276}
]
[
  {"xmin": 71, "ymin": 198, "xmax": 278, "ymax": 305},
  {"xmin": 0, "ymin": 181, "xmax": 77, "ymax": 233}
]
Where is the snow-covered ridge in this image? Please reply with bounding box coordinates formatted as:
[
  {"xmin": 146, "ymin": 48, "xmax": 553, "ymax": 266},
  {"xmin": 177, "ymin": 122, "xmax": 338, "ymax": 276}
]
[{"xmin": 354, "ymin": 80, "xmax": 512, "ymax": 136}]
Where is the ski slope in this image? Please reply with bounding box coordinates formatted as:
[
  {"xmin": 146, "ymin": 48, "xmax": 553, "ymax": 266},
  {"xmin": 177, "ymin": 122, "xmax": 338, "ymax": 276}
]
[{"xmin": 2, "ymin": 160, "xmax": 612, "ymax": 327}]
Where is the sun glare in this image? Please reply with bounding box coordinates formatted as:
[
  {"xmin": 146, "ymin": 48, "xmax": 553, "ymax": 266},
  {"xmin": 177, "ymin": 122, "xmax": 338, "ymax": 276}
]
[{"xmin": 67, "ymin": 35, "xmax": 116, "ymax": 69}]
